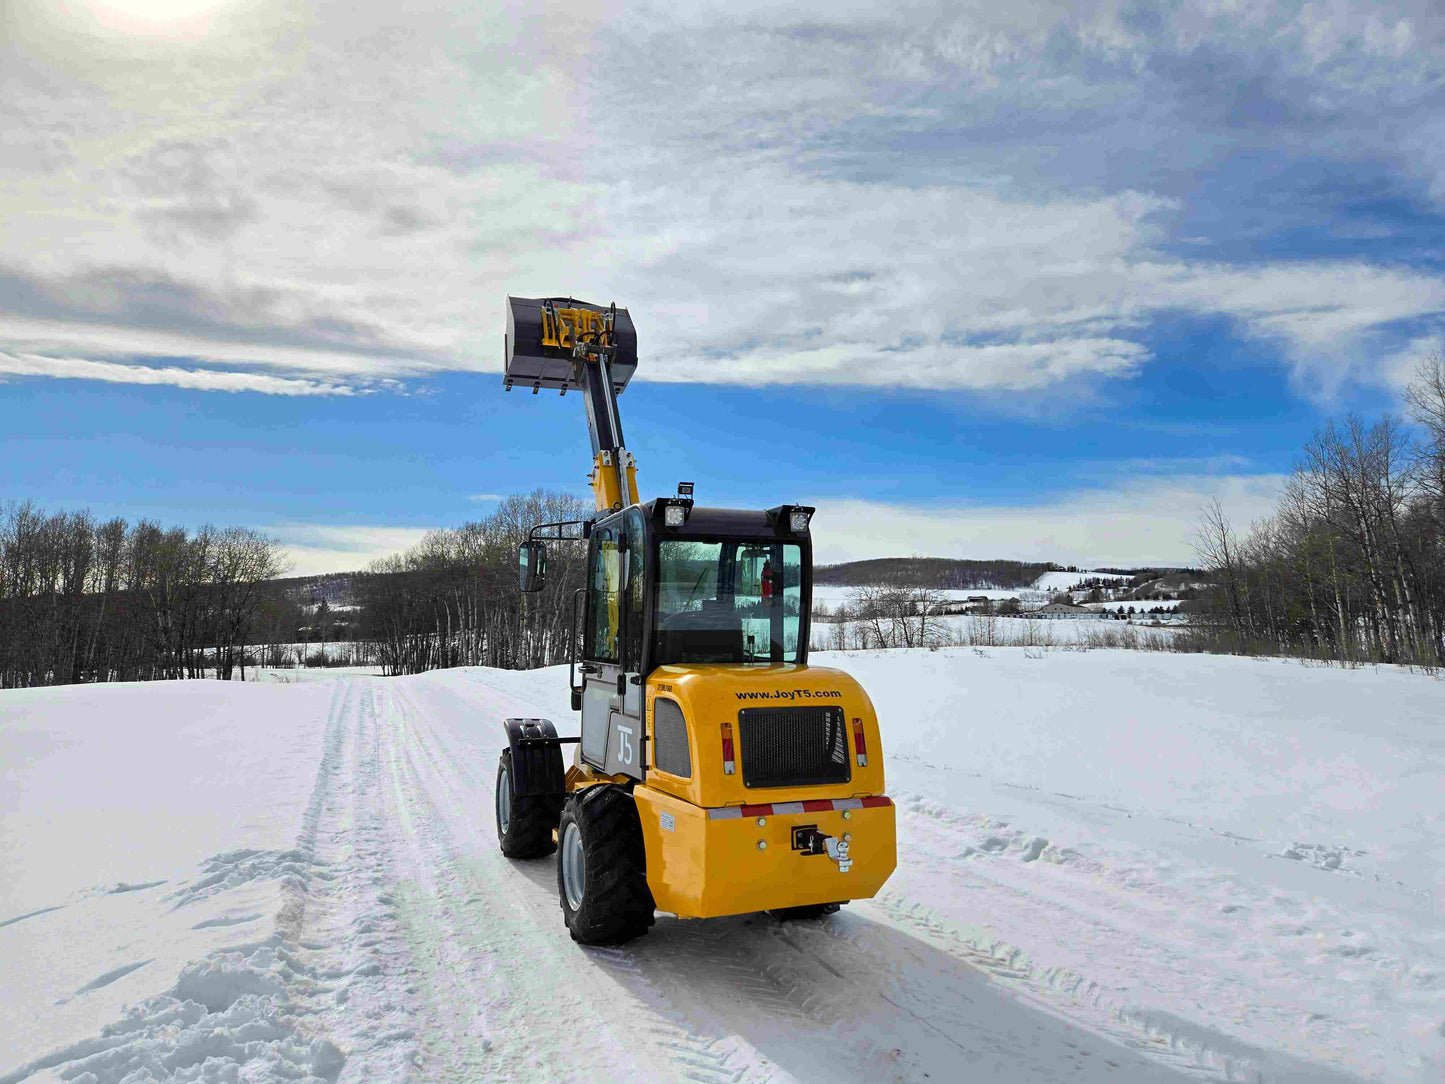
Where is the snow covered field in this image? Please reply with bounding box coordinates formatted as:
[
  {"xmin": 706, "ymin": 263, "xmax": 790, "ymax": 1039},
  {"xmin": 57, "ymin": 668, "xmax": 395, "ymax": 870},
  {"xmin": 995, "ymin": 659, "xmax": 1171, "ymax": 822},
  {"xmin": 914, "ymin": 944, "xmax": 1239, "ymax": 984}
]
[
  {"xmin": 3, "ymin": 650, "xmax": 1442, "ymax": 1082},
  {"xmin": 809, "ymin": 615, "xmax": 1180, "ymax": 651}
]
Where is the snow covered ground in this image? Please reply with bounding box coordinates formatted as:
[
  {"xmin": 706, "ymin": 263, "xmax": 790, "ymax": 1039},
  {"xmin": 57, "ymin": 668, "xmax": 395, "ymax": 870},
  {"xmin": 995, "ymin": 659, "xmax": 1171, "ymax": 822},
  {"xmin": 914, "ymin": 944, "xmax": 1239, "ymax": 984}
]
[
  {"xmin": 814, "ymin": 569, "xmax": 1138, "ymax": 613},
  {"xmin": 809, "ymin": 614, "xmax": 1179, "ymax": 651},
  {"xmin": 3, "ymin": 650, "xmax": 1442, "ymax": 1083}
]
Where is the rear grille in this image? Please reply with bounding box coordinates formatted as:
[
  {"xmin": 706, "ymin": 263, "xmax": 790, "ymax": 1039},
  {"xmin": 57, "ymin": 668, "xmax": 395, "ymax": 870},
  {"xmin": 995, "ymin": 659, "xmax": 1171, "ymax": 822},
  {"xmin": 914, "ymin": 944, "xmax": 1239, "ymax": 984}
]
[
  {"xmin": 652, "ymin": 698, "xmax": 691, "ymax": 778},
  {"xmin": 737, "ymin": 706, "xmax": 850, "ymax": 789}
]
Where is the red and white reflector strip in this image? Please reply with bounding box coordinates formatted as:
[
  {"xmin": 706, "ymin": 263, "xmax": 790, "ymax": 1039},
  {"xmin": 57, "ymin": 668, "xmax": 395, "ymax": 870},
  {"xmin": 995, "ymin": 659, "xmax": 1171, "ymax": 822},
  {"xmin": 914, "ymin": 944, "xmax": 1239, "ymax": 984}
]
[
  {"xmin": 707, "ymin": 796, "xmax": 892, "ymax": 819},
  {"xmin": 851, "ymin": 717, "xmax": 867, "ymax": 767},
  {"xmin": 720, "ymin": 721, "xmax": 736, "ymax": 775}
]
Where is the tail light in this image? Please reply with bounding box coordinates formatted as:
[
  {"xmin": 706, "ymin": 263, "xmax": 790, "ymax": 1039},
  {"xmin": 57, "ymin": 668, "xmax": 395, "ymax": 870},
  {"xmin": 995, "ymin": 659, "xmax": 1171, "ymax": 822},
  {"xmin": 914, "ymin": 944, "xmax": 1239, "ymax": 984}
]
[
  {"xmin": 721, "ymin": 721, "xmax": 736, "ymax": 775},
  {"xmin": 852, "ymin": 717, "xmax": 867, "ymax": 767}
]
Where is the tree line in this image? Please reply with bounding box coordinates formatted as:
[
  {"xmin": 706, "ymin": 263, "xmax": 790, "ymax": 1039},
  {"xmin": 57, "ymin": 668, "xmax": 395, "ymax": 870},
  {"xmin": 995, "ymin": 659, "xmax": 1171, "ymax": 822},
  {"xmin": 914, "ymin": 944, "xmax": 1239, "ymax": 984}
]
[
  {"xmin": 1195, "ymin": 356, "xmax": 1445, "ymax": 667},
  {"xmin": 814, "ymin": 556, "xmax": 1050, "ymax": 590},
  {"xmin": 355, "ymin": 490, "xmax": 590, "ymax": 675},
  {"xmin": 0, "ymin": 502, "xmax": 288, "ymax": 687}
]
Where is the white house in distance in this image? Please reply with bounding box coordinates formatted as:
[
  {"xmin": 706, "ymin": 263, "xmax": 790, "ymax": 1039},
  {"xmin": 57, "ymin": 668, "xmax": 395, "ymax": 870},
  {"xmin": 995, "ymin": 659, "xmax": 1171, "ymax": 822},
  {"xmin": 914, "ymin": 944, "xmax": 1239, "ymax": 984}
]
[{"xmin": 1028, "ymin": 601, "xmax": 1095, "ymax": 619}]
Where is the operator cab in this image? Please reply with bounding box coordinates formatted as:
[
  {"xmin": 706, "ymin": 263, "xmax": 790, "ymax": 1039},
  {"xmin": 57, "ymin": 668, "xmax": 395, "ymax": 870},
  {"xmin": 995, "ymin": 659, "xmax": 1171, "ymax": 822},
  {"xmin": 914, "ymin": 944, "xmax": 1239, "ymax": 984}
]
[{"xmin": 518, "ymin": 496, "xmax": 815, "ymax": 781}]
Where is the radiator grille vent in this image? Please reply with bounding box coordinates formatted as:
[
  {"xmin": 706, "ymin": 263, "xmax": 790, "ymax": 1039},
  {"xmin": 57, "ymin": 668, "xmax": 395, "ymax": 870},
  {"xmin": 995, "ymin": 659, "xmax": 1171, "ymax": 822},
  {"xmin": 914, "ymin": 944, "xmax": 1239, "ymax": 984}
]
[
  {"xmin": 653, "ymin": 698, "xmax": 691, "ymax": 778},
  {"xmin": 737, "ymin": 706, "xmax": 850, "ymax": 789}
]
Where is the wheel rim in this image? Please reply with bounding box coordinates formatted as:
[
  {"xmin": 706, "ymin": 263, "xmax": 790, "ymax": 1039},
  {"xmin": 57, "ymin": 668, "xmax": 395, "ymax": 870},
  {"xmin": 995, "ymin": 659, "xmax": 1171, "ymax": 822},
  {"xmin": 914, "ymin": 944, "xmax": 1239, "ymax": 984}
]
[
  {"xmin": 561, "ymin": 822, "xmax": 586, "ymax": 911},
  {"xmin": 496, "ymin": 764, "xmax": 511, "ymax": 834}
]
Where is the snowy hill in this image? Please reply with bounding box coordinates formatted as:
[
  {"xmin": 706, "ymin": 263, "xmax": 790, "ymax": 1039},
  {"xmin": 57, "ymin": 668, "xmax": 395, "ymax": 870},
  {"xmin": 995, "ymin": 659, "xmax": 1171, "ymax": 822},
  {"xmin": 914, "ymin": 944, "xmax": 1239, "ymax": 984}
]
[
  {"xmin": 1030, "ymin": 569, "xmax": 1133, "ymax": 593},
  {"xmin": 3, "ymin": 654, "xmax": 1443, "ymax": 1082}
]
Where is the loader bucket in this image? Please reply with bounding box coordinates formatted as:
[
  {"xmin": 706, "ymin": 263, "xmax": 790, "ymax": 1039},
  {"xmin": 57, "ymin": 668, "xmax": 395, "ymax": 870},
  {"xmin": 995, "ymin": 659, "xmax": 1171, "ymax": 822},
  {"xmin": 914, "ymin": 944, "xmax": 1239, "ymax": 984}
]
[{"xmin": 504, "ymin": 296, "xmax": 638, "ymax": 393}]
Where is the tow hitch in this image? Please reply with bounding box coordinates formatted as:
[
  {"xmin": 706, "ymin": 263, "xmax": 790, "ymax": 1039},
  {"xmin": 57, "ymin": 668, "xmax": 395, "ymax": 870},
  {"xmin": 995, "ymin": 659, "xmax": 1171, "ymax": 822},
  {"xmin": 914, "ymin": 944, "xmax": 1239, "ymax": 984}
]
[{"xmin": 792, "ymin": 825, "xmax": 852, "ymax": 873}]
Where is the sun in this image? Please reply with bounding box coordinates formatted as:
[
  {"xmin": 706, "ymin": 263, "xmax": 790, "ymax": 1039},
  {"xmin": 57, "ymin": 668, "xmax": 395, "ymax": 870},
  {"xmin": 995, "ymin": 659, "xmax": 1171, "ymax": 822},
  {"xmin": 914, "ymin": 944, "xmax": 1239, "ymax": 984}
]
[{"xmin": 88, "ymin": 0, "xmax": 232, "ymax": 31}]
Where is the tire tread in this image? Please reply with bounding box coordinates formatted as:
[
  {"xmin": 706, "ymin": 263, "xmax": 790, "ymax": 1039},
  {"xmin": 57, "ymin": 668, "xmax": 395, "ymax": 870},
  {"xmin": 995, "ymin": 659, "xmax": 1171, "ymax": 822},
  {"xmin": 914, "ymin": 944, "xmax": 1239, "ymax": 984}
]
[{"xmin": 496, "ymin": 750, "xmax": 563, "ymax": 859}]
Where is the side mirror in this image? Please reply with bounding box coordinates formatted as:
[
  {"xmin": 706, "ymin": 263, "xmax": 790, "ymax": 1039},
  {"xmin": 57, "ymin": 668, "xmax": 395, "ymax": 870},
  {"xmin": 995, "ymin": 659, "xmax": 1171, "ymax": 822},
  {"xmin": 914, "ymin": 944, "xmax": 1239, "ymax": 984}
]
[{"xmin": 518, "ymin": 540, "xmax": 547, "ymax": 593}]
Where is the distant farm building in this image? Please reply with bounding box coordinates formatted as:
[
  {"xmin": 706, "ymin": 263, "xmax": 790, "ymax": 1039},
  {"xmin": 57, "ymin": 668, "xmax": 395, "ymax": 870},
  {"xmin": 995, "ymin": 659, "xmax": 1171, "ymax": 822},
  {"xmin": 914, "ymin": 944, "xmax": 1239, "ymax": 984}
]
[{"xmin": 1028, "ymin": 602, "xmax": 1095, "ymax": 619}]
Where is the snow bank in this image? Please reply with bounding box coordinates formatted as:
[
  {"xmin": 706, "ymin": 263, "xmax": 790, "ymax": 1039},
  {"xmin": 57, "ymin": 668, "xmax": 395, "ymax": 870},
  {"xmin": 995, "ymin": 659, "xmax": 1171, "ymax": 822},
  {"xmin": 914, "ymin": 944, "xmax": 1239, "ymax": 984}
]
[{"xmin": 0, "ymin": 679, "xmax": 334, "ymax": 1078}]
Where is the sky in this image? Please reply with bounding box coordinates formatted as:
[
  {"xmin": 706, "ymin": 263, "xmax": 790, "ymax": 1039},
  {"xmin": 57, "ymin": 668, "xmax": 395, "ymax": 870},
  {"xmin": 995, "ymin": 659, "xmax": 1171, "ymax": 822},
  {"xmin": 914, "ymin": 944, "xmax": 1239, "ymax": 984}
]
[{"xmin": 2, "ymin": 0, "xmax": 1443, "ymax": 575}]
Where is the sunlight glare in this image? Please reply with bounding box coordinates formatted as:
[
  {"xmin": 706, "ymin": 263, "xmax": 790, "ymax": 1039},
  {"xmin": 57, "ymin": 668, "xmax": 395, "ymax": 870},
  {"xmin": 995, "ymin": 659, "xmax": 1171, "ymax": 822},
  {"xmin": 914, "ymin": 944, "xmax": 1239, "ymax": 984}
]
[{"xmin": 89, "ymin": 0, "xmax": 233, "ymax": 33}]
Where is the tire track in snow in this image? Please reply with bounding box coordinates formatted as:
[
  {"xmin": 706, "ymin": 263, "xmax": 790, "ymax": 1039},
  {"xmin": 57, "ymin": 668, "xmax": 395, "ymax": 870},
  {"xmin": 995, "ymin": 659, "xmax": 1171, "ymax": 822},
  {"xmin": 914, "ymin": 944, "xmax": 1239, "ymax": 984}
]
[
  {"xmin": 388, "ymin": 676, "xmax": 1213, "ymax": 1084},
  {"xmin": 339, "ymin": 678, "xmax": 681, "ymax": 1082},
  {"xmin": 871, "ymin": 800, "xmax": 1378, "ymax": 1084},
  {"xmin": 384, "ymin": 681, "xmax": 795, "ymax": 1084}
]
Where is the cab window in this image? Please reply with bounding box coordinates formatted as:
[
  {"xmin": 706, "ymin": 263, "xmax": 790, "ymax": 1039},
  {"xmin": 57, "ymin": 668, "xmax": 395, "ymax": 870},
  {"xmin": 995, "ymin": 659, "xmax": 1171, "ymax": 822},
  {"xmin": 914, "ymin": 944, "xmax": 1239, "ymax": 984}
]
[
  {"xmin": 653, "ymin": 540, "xmax": 802, "ymax": 665},
  {"xmin": 624, "ymin": 509, "xmax": 646, "ymax": 670},
  {"xmin": 586, "ymin": 527, "xmax": 620, "ymax": 663}
]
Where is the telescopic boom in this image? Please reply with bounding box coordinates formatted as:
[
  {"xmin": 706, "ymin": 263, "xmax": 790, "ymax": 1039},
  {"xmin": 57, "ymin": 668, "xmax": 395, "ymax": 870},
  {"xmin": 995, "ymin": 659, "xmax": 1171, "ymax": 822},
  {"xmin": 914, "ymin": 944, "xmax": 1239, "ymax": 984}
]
[{"xmin": 503, "ymin": 296, "xmax": 640, "ymax": 513}]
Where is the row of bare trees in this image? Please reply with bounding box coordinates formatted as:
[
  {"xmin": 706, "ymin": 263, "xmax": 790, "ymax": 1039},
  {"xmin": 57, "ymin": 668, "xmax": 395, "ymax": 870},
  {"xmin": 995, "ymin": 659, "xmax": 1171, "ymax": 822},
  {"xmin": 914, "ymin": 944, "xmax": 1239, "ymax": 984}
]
[
  {"xmin": 355, "ymin": 490, "xmax": 589, "ymax": 675},
  {"xmin": 817, "ymin": 584, "xmax": 949, "ymax": 650},
  {"xmin": 0, "ymin": 502, "xmax": 288, "ymax": 687},
  {"xmin": 1196, "ymin": 357, "xmax": 1445, "ymax": 666}
]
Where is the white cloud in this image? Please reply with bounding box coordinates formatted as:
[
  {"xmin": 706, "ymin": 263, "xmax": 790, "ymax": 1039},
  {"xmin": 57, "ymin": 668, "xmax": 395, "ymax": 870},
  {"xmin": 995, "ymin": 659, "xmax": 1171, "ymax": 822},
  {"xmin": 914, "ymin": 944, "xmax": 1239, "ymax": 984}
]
[
  {"xmin": 466, "ymin": 493, "xmax": 502, "ymax": 502},
  {"xmin": 265, "ymin": 524, "xmax": 436, "ymax": 577},
  {"xmin": 810, "ymin": 473, "xmax": 1286, "ymax": 568},
  {"xmin": 1, "ymin": 0, "xmax": 1442, "ymax": 398},
  {"xmin": 263, "ymin": 476, "xmax": 1286, "ymax": 575},
  {"xmin": 0, "ymin": 352, "xmax": 363, "ymax": 396}
]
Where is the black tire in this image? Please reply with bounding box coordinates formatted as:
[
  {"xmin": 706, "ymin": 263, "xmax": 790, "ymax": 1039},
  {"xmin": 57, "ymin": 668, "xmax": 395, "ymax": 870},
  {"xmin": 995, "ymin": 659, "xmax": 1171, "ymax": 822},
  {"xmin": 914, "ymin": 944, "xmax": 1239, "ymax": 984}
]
[
  {"xmin": 556, "ymin": 784, "xmax": 655, "ymax": 945},
  {"xmin": 770, "ymin": 902, "xmax": 844, "ymax": 921},
  {"xmin": 495, "ymin": 749, "xmax": 562, "ymax": 859}
]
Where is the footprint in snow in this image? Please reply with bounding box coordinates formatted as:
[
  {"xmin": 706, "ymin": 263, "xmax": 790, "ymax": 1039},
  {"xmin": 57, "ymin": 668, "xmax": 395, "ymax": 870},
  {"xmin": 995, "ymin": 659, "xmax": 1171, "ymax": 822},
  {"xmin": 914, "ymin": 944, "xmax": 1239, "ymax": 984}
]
[
  {"xmin": 1279, "ymin": 842, "xmax": 1363, "ymax": 874},
  {"xmin": 55, "ymin": 959, "xmax": 154, "ymax": 1003},
  {"xmin": 191, "ymin": 912, "xmax": 264, "ymax": 931},
  {"xmin": 1020, "ymin": 837, "xmax": 1049, "ymax": 862},
  {"xmin": 108, "ymin": 880, "xmax": 168, "ymax": 894}
]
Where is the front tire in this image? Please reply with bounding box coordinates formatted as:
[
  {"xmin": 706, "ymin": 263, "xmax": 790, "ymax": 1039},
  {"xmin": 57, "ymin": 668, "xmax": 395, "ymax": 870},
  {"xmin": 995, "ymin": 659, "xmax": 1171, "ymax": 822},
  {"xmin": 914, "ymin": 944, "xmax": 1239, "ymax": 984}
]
[
  {"xmin": 495, "ymin": 750, "xmax": 561, "ymax": 859},
  {"xmin": 557, "ymin": 784, "xmax": 655, "ymax": 945}
]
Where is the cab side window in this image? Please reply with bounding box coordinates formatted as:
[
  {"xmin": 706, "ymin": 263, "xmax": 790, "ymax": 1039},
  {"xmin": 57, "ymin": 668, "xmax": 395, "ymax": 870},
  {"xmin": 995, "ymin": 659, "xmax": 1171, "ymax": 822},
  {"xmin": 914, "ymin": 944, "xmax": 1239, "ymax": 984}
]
[
  {"xmin": 587, "ymin": 528, "xmax": 620, "ymax": 663},
  {"xmin": 624, "ymin": 509, "xmax": 646, "ymax": 669}
]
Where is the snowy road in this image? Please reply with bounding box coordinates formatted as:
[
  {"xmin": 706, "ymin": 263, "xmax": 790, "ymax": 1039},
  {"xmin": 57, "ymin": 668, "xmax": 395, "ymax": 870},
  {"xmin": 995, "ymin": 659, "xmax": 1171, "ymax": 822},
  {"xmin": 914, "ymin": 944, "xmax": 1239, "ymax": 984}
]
[
  {"xmin": 293, "ymin": 674, "xmax": 1205, "ymax": 1083},
  {"xmin": 4, "ymin": 652, "xmax": 1444, "ymax": 1082}
]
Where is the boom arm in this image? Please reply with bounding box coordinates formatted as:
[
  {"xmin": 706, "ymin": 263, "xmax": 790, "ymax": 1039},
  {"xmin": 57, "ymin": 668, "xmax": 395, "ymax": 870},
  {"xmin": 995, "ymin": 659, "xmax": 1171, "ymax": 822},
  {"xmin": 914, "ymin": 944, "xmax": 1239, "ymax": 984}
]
[{"xmin": 504, "ymin": 296, "xmax": 641, "ymax": 513}]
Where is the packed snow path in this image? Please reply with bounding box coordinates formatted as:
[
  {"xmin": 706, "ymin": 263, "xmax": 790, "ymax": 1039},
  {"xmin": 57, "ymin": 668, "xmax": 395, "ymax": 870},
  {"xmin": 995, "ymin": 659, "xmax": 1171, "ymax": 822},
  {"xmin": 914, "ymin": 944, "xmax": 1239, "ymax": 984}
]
[
  {"xmin": 237, "ymin": 675, "xmax": 1203, "ymax": 1083},
  {"xmin": 4, "ymin": 652, "xmax": 1443, "ymax": 1082}
]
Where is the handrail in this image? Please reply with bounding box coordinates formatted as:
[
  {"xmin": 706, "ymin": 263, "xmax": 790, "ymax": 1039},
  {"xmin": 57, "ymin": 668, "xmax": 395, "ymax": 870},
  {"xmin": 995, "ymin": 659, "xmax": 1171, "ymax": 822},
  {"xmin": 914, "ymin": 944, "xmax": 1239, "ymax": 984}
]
[{"xmin": 568, "ymin": 587, "xmax": 586, "ymax": 698}]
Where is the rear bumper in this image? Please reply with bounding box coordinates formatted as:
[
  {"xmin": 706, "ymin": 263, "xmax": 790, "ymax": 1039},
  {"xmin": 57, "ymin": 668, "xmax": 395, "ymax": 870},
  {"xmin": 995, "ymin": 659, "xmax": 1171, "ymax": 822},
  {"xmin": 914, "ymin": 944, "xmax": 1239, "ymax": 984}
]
[{"xmin": 634, "ymin": 786, "xmax": 897, "ymax": 919}]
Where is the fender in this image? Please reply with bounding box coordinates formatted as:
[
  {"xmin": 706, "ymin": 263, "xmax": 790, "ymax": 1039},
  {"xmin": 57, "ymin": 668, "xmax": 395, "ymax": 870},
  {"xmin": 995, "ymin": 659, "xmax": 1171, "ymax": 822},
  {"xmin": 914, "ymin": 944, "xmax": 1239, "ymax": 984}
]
[{"xmin": 502, "ymin": 717, "xmax": 570, "ymax": 797}]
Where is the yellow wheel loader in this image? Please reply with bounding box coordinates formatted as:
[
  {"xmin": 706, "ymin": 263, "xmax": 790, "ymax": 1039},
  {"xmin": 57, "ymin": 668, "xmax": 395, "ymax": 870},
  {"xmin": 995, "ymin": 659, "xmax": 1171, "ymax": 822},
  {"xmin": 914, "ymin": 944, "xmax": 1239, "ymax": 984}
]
[{"xmin": 496, "ymin": 296, "xmax": 896, "ymax": 944}]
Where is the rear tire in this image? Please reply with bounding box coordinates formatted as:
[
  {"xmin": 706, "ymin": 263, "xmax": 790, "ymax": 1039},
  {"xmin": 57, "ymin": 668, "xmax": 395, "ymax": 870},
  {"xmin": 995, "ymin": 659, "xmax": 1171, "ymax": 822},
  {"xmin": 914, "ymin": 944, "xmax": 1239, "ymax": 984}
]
[
  {"xmin": 770, "ymin": 902, "xmax": 844, "ymax": 921},
  {"xmin": 557, "ymin": 784, "xmax": 655, "ymax": 945},
  {"xmin": 495, "ymin": 749, "xmax": 562, "ymax": 859}
]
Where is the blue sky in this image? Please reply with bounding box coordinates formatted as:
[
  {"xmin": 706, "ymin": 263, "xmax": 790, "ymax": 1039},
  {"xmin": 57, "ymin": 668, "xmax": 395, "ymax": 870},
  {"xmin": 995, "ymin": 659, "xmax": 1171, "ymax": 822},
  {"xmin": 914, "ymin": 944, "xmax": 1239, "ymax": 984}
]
[{"xmin": 3, "ymin": 0, "xmax": 1443, "ymax": 572}]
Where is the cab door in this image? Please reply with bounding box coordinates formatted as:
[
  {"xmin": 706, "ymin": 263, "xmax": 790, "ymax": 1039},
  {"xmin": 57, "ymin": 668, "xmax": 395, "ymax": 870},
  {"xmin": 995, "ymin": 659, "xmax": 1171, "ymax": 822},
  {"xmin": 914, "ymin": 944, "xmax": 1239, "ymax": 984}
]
[{"xmin": 580, "ymin": 510, "xmax": 646, "ymax": 779}]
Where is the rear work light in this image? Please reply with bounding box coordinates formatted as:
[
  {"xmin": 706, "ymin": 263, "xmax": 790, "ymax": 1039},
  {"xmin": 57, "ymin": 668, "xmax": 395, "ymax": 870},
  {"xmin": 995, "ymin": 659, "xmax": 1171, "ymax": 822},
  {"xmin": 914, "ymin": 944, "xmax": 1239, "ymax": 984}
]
[
  {"xmin": 665, "ymin": 504, "xmax": 686, "ymax": 528},
  {"xmin": 851, "ymin": 717, "xmax": 867, "ymax": 767},
  {"xmin": 789, "ymin": 510, "xmax": 811, "ymax": 532},
  {"xmin": 721, "ymin": 721, "xmax": 736, "ymax": 775}
]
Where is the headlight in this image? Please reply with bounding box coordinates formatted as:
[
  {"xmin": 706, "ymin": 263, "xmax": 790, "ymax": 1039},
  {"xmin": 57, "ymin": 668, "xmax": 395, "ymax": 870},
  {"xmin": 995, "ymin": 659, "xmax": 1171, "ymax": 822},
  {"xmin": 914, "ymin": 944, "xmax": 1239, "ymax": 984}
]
[
  {"xmin": 665, "ymin": 504, "xmax": 686, "ymax": 528},
  {"xmin": 789, "ymin": 510, "xmax": 810, "ymax": 532}
]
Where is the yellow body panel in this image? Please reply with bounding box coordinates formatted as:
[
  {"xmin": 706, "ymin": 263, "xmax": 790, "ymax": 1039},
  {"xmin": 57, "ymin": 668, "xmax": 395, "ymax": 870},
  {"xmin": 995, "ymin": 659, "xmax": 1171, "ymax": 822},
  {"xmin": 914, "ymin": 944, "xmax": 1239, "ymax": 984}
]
[
  {"xmin": 569, "ymin": 662, "xmax": 897, "ymax": 918},
  {"xmin": 642, "ymin": 663, "xmax": 886, "ymax": 809},
  {"xmin": 589, "ymin": 452, "xmax": 640, "ymax": 512},
  {"xmin": 633, "ymin": 786, "xmax": 896, "ymax": 918},
  {"xmin": 564, "ymin": 762, "xmax": 632, "ymax": 790}
]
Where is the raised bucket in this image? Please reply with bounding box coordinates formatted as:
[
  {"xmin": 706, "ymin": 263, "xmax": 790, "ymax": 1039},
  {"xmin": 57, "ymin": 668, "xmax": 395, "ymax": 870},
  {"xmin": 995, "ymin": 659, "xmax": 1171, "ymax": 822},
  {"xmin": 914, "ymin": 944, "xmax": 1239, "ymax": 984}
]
[{"xmin": 504, "ymin": 296, "xmax": 638, "ymax": 393}]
